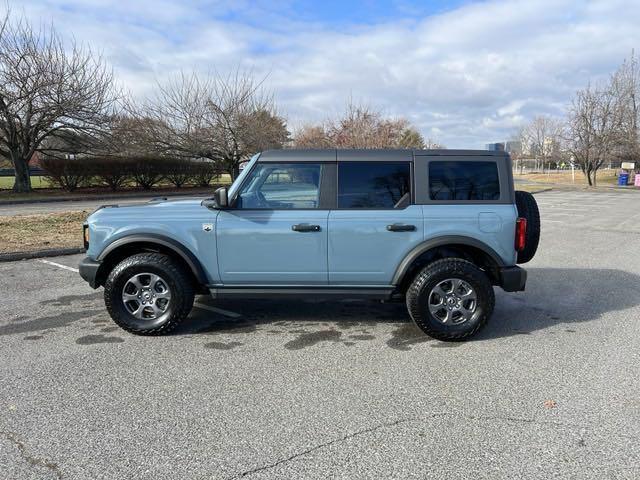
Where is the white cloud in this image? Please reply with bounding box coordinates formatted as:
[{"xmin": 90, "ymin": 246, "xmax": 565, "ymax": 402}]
[{"xmin": 11, "ymin": 0, "xmax": 640, "ymax": 147}]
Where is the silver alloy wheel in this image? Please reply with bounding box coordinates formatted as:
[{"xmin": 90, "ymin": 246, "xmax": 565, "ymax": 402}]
[
  {"xmin": 122, "ymin": 272, "xmax": 171, "ymax": 320},
  {"xmin": 428, "ymin": 278, "xmax": 477, "ymax": 325}
]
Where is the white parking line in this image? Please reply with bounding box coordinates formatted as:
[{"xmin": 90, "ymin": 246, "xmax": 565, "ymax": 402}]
[
  {"xmin": 35, "ymin": 259, "xmax": 243, "ymax": 318},
  {"xmin": 193, "ymin": 302, "xmax": 241, "ymax": 318},
  {"xmin": 37, "ymin": 259, "xmax": 79, "ymax": 273}
]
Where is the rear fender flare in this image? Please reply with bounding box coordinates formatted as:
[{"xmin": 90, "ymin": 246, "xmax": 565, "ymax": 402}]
[{"xmin": 392, "ymin": 236, "xmax": 505, "ymax": 285}]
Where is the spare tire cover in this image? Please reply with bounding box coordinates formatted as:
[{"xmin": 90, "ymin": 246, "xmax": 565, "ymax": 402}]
[{"xmin": 514, "ymin": 190, "xmax": 540, "ymax": 264}]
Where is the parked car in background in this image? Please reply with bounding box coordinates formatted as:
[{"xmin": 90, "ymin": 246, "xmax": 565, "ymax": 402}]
[{"xmin": 79, "ymin": 149, "xmax": 540, "ymax": 340}]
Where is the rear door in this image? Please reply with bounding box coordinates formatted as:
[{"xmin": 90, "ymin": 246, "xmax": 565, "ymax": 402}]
[
  {"xmin": 328, "ymin": 154, "xmax": 424, "ymax": 285},
  {"xmin": 216, "ymin": 160, "xmax": 332, "ymax": 285}
]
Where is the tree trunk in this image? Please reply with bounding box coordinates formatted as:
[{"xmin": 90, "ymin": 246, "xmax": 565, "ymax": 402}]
[
  {"xmin": 593, "ymin": 170, "xmax": 597, "ymax": 187},
  {"xmin": 11, "ymin": 155, "xmax": 32, "ymax": 193},
  {"xmin": 231, "ymin": 162, "xmax": 240, "ymax": 180},
  {"xmin": 585, "ymin": 168, "xmax": 593, "ymax": 186}
]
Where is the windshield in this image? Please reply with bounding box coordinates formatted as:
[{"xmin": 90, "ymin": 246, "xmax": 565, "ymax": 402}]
[{"xmin": 228, "ymin": 153, "xmax": 260, "ymax": 202}]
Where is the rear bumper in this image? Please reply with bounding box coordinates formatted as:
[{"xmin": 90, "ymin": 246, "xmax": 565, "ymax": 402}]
[
  {"xmin": 79, "ymin": 256, "xmax": 101, "ymax": 289},
  {"xmin": 497, "ymin": 266, "xmax": 527, "ymax": 292}
]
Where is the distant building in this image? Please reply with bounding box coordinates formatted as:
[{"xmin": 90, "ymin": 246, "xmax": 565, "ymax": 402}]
[
  {"xmin": 505, "ymin": 141, "xmax": 522, "ymax": 155},
  {"xmin": 485, "ymin": 142, "xmax": 505, "ymax": 152}
]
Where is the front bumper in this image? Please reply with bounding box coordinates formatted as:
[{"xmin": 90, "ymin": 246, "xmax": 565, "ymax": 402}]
[
  {"xmin": 79, "ymin": 256, "xmax": 101, "ymax": 289},
  {"xmin": 498, "ymin": 266, "xmax": 527, "ymax": 292}
]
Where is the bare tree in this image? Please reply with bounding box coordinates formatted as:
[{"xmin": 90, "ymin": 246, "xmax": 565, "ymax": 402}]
[
  {"xmin": 610, "ymin": 51, "xmax": 640, "ymax": 164},
  {"xmin": 423, "ymin": 138, "xmax": 446, "ymax": 149},
  {"xmin": 137, "ymin": 71, "xmax": 289, "ymax": 179},
  {"xmin": 328, "ymin": 103, "xmax": 420, "ymax": 148},
  {"xmin": 397, "ymin": 127, "xmax": 426, "ymax": 149},
  {"xmin": 0, "ymin": 11, "xmax": 118, "ymax": 192},
  {"xmin": 293, "ymin": 102, "xmax": 431, "ymax": 150},
  {"xmin": 207, "ymin": 72, "xmax": 289, "ymax": 178},
  {"xmin": 101, "ymin": 115, "xmax": 167, "ymax": 157},
  {"xmin": 565, "ymin": 82, "xmax": 626, "ymax": 186},
  {"xmin": 293, "ymin": 125, "xmax": 331, "ymax": 148},
  {"xmin": 135, "ymin": 73, "xmax": 214, "ymax": 160},
  {"xmin": 519, "ymin": 116, "xmax": 564, "ymax": 172}
]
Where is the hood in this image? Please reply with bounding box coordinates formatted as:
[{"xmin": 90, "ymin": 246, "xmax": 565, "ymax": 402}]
[{"xmin": 88, "ymin": 197, "xmax": 208, "ymax": 221}]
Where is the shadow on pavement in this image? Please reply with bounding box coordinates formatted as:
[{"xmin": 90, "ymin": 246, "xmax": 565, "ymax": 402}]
[
  {"xmin": 479, "ymin": 267, "xmax": 640, "ymax": 340},
  {"xmin": 178, "ymin": 267, "xmax": 640, "ymax": 345}
]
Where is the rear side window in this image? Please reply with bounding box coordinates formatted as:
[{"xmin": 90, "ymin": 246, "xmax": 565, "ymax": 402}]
[
  {"xmin": 338, "ymin": 162, "xmax": 411, "ymax": 208},
  {"xmin": 429, "ymin": 161, "xmax": 500, "ymax": 201}
]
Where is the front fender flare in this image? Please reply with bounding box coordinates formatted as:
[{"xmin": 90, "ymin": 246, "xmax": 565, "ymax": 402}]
[{"xmin": 97, "ymin": 234, "xmax": 208, "ymax": 285}]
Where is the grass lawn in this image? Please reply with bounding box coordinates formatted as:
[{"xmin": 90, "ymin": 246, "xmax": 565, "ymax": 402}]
[
  {"xmin": 0, "ymin": 211, "xmax": 86, "ymax": 254},
  {"xmin": 514, "ymin": 169, "xmax": 620, "ymax": 186},
  {"xmin": 0, "ymin": 175, "xmax": 54, "ymax": 189}
]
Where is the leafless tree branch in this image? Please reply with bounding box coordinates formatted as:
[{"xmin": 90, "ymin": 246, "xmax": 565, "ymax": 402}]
[{"xmin": 0, "ymin": 9, "xmax": 119, "ymax": 191}]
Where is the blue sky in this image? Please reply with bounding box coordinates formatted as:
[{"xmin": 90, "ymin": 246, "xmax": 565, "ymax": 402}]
[
  {"xmin": 217, "ymin": 1, "xmax": 474, "ymax": 26},
  {"xmin": 13, "ymin": 0, "xmax": 640, "ymax": 148}
]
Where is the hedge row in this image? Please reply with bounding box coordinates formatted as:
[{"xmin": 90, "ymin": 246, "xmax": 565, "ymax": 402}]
[{"xmin": 39, "ymin": 156, "xmax": 222, "ymax": 192}]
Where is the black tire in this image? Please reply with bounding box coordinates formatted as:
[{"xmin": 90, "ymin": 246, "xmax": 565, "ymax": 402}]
[
  {"xmin": 104, "ymin": 253, "xmax": 195, "ymax": 335},
  {"xmin": 406, "ymin": 258, "xmax": 495, "ymax": 341},
  {"xmin": 515, "ymin": 190, "xmax": 540, "ymax": 264}
]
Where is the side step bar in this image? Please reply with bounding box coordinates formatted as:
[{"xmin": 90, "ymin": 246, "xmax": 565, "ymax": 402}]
[{"xmin": 208, "ymin": 285, "xmax": 396, "ymax": 300}]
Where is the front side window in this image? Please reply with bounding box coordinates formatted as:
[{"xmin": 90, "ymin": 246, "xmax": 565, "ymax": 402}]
[
  {"xmin": 235, "ymin": 163, "xmax": 322, "ymax": 209},
  {"xmin": 338, "ymin": 162, "xmax": 411, "ymax": 208},
  {"xmin": 429, "ymin": 161, "xmax": 500, "ymax": 201}
]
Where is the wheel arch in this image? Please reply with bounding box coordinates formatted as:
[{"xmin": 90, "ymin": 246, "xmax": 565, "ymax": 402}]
[
  {"xmin": 393, "ymin": 236, "xmax": 505, "ymax": 291},
  {"xmin": 95, "ymin": 234, "xmax": 208, "ymax": 290}
]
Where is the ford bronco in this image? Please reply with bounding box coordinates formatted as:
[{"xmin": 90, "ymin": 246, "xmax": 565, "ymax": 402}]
[{"xmin": 79, "ymin": 149, "xmax": 540, "ymax": 340}]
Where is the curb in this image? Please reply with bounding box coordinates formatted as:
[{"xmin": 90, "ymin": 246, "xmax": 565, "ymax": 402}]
[
  {"xmin": 0, "ymin": 189, "xmax": 215, "ymax": 206},
  {"xmin": 0, "ymin": 247, "xmax": 85, "ymax": 262}
]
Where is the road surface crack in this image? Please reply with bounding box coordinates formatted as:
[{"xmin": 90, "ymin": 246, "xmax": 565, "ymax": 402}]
[
  {"xmin": 227, "ymin": 411, "xmax": 639, "ymax": 478},
  {"xmin": 227, "ymin": 417, "xmax": 417, "ymax": 479},
  {"xmin": 1, "ymin": 430, "xmax": 63, "ymax": 479}
]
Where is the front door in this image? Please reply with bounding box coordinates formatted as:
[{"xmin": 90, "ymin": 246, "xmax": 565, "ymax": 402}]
[{"xmin": 216, "ymin": 161, "xmax": 329, "ymax": 285}]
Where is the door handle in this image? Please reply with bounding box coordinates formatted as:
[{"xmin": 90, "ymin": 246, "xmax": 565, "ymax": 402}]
[
  {"xmin": 292, "ymin": 223, "xmax": 321, "ymax": 232},
  {"xmin": 386, "ymin": 223, "xmax": 416, "ymax": 232}
]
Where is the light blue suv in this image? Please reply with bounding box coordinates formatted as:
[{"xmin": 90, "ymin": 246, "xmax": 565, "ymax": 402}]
[{"xmin": 79, "ymin": 149, "xmax": 540, "ymax": 340}]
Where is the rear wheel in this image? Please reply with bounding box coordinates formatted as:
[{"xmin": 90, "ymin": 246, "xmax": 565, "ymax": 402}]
[
  {"xmin": 515, "ymin": 190, "xmax": 540, "ymax": 264},
  {"xmin": 406, "ymin": 258, "xmax": 495, "ymax": 341},
  {"xmin": 104, "ymin": 253, "xmax": 194, "ymax": 335}
]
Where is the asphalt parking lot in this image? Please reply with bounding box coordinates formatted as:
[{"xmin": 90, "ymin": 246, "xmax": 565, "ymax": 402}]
[{"xmin": 1, "ymin": 189, "xmax": 640, "ymax": 479}]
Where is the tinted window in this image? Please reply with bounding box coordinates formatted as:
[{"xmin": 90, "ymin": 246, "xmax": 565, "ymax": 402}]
[
  {"xmin": 429, "ymin": 161, "xmax": 500, "ymax": 201},
  {"xmin": 236, "ymin": 163, "xmax": 322, "ymax": 209},
  {"xmin": 338, "ymin": 162, "xmax": 411, "ymax": 208}
]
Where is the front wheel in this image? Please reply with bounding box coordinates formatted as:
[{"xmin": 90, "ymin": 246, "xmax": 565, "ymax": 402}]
[
  {"xmin": 104, "ymin": 253, "xmax": 195, "ymax": 335},
  {"xmin": 406, "ymin": 258, "xmax": 495, "ymax": 341}
]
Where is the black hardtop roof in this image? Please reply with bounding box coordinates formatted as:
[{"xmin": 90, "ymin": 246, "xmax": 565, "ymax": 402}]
[{"xmin": 258, "ymin": 148, "xmax": 508, "ymax": 162}]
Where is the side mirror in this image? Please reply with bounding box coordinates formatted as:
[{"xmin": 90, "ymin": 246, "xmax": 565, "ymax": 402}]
[{"xmin": 214, "ymin": 186, "xmax": 229, "ymax": 208}]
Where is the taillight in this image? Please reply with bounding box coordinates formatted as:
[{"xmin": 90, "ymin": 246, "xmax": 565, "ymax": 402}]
[{"xmin": 515, "ymin": 217, "xmax": 527, "ymax": 252}]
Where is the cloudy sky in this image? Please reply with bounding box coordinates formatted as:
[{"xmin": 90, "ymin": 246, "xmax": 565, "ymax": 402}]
[{"xmin": 14, "ymin": 0, "xmax": 640, "ymax": 148}]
